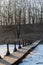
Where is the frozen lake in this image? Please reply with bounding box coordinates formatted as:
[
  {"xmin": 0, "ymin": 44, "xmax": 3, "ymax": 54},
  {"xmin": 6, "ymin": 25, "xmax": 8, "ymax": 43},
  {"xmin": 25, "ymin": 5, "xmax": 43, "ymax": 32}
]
[{"xmin": 18, "ymin": 44, "xmax": 43, "ymax": 65}]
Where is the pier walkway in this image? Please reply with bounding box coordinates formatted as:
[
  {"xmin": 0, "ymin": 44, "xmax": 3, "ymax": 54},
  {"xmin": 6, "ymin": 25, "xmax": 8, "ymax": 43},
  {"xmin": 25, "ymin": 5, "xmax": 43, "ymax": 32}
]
[{"xmin": 0, "ymin": 40, "xmax": 41, "ymax": 65}]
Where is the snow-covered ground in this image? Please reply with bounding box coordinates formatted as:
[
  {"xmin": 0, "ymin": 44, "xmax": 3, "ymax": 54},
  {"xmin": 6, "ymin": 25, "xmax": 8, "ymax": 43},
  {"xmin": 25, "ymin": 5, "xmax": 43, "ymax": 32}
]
[
  {"xmin": 0, "ymin": 44, "xmax": 21, "ymax": 58},
  {"xmin": 19, "ymin": 44, "xmax": 43, "ymax": 65}
]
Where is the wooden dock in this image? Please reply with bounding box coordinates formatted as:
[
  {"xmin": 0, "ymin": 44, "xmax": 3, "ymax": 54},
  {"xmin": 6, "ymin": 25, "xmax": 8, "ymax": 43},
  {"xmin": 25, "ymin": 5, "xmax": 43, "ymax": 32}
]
[{"xmin": 0, "ymin": 40, "xmax": 41, "ymax": 65}]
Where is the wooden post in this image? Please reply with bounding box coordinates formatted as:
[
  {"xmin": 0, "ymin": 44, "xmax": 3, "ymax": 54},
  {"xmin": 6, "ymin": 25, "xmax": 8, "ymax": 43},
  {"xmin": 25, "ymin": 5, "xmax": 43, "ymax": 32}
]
[
  {"xmin": 28, "ymin": 40, "xmax": 33, "ymax": 45},
  {"xmin": 30, "ymin": 40, "xmax": 33, "ymax": 44},
  {"xmin": 14, "ymin": 42, "xmax": 17, "ymax": 52},
  {"xmin": 22, "ymin": 40, "xmax": 24, "ymax": 47},
  {"xmin": 18, "ymin": 41, "xmax": 21, "ymax": 49},
  {"xmin": 27, "ymin": 40, "xmax": 29, "ymax": 45},
  {"xmin": 0, "ymin": 56, "xmax": 2, "ymax": 59},
  {"xmin": 28, "ymin": 40, "xmax": 31, "ymax": 45},
  {"xmin": 25, "ymin": 40, "xmax": 27, "ymax": 46},
  {"xmin": 6, "ymin": 43, "xmax": 10, "ymax": 56},
  {"xmin": 23, "ymin": 40, "xmax": 25, "ymax": 47}
]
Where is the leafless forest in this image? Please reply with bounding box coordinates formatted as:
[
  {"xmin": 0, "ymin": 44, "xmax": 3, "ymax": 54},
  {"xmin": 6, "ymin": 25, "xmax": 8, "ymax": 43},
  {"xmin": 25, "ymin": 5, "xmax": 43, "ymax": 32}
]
[
  {"xmin": 0, "ymin": 0, "xmax": 43, "ymax": 40},
  {"xmin": 0, "ymin": 0, "xmax": 43, "ymax": 25}
]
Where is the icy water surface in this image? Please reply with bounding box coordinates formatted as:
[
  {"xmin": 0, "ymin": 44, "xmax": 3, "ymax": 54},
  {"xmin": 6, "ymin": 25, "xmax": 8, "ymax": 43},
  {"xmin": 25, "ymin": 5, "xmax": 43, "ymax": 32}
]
[{"xmin": 19, "ymin": 44, "xmax": 43, "ymax": 65}]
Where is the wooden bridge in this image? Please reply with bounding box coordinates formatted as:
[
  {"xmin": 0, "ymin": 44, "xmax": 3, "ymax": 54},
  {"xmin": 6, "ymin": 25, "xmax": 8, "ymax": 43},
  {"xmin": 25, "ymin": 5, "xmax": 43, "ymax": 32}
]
[{"xmin": 0, "ymin": 40, "xmax": 41, "ymax": 65}]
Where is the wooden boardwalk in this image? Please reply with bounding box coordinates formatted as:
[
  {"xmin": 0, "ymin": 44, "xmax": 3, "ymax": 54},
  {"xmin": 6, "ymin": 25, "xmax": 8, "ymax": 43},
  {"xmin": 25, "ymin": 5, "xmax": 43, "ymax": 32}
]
[{"xmin": 0, "ymin": 40, "xmax": 41, "ymax": 65}]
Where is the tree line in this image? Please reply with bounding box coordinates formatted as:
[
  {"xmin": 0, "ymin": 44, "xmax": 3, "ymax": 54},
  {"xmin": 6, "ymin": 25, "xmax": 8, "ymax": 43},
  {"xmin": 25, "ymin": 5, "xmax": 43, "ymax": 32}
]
[{"xmin": 0, "ymin": 0, "xmax": 43, "ymax": 25}]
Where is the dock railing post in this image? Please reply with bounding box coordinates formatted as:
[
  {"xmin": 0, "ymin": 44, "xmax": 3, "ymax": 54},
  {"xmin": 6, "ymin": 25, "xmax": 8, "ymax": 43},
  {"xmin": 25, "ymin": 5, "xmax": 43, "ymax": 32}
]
[
  {"xmin": 0, "ymin": 56, "xmax": 2, "ymax": 59},
  {"xmin": 14, "ymin": 42, "xmax": 17, "ymax": 52},
  {"xmin": 18, "ymin": 41, "xmax": 21, "ymax": 49},
  {"xmin": 6, "ymin": 43, "xmax": 10, "ymax": 56},
  {"xmin": 22, "ymin": 40, "xmax": 24, "ymax": 47},
  {"xmin": 25, "ymin": 40, "xmax": 27, "ymax": 46}
]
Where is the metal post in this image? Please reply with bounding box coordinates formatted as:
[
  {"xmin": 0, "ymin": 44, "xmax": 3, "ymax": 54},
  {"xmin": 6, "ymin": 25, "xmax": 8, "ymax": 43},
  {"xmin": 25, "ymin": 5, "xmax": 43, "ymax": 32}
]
[
  {"xmin": 6, "ymin": 43, "xmax": 10, "ymax": 56},
  {"xmin": 18, "ymin": 41, "xmax": 21, "ymax": 49},
  {"xmin": 14, "ymin": 42, "xmax": 17, "ymax": 52}
]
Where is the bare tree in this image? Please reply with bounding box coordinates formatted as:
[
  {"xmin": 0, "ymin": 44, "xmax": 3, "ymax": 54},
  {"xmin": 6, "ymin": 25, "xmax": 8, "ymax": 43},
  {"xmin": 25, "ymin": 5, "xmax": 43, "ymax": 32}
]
[
  {"xmin": 0, "ymin": 5, "xmax": 2, "ymax": 25},
  {"xmin": 28, "ymin": 1, "xmax": 31, "ymax": 24},
  {"xmin": 38, "ymin": 0, "xmax": 43, "ymax": 23},
  {"xmin": 35, "ymin": 10, "xmax": 37, "ymax": 24},
  {"xmin": 23, "ymin": 7, "xmax": 26, "ymax": 24},
  {"xmin": 32, "ymin": 3, "xmax": 35, "ymax": 24},
  {"xmin": 7, "ymin": 0, "xmax": 13, "ymax": 25},
  {"xmin": 16, "ymin": 8, "xmax": 22, "ymax": 39}
]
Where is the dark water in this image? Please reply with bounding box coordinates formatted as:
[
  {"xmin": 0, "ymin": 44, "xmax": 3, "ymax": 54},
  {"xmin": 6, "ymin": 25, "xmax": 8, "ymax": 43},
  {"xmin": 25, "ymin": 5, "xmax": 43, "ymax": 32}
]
[{"xmin": 18, "ymin": 44, "xmax": 43, "ymax": 65}]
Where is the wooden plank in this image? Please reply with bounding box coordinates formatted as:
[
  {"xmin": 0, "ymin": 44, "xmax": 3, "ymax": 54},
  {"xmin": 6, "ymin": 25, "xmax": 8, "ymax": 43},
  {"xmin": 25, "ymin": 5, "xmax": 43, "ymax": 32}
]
[
  {"xmin": 3, "ymin": 56, "xmax": 17, "ymax": 64},
  {"xmin": 18, "ymin": 49, "xmax": 27, "ymax": 52},
  {"xmin": 0, "ymin": 40, "xmax": 41, "ymax": 65},
  {"xmin": 0, "ymin": 63, "xmax": 5, "ymax": 65},
  {"xmin": 23, "ymin": 45, "xmax": 33, "ymax": 48},
  {"xmin": 12, "ymin": 52, "xmax": 24, "ymax": 58}
]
